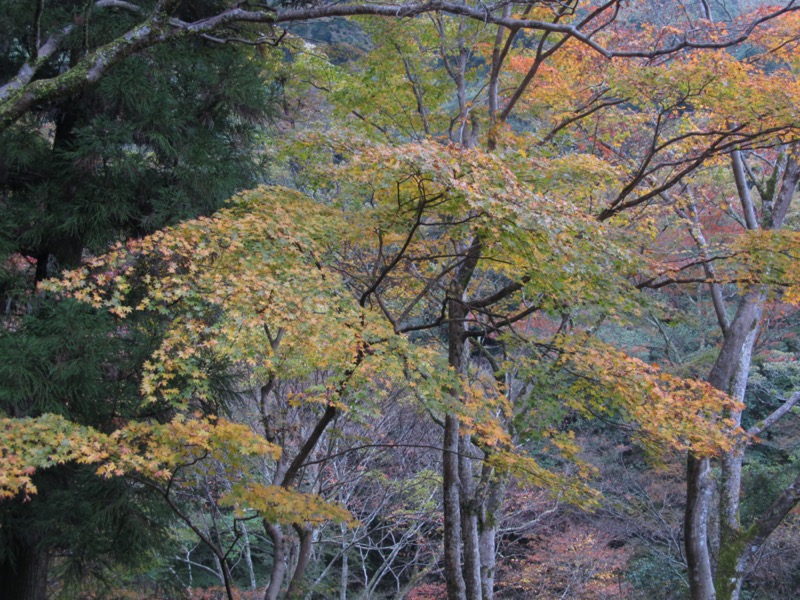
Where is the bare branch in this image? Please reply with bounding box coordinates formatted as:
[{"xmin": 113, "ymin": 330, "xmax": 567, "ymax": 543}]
[
  {"xmin": 3, "ymin": 0, "xmax": 798, "ymax": 132},
  {"xmin": 675, "ymin": 203, "xmax": 730, "ymax": 335},
  {"xmin": 747, "ymin": 391, "xmax": 800, "ymax": 438},
  {"xmin": 468, "ymin": 276, "xmax": 529, "ymax": 308},
  {"xmin": 611, "ymin": 1, "xmax": 799, "ymax": 58},
  {"xmin": 732, "ymin": 150, "xmax": 759, "ymax": 230}
]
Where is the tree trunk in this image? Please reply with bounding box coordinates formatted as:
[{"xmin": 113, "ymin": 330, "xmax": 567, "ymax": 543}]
[
  {"xmin": 264, "ymin": 522, "xmax": 288, "ymax": 600},
  {"xmin": 241, "ymin": 521, "xmax": 258, "ymax": 593},
  {"xmin": 685, "ymin": 288, "xmax": 764, "ymax": 600},
  {"xmin": 459, "ymin": 435, "xmax": 482, "ymax": 600},
  {"xmin": 714, "ymin": 310, "xmax": 761, "ymax": 600},
  {"xmin": 0, "ymin": 541, "xmax": 51, "ymax": 600},
  {"xmin": 443, "ymin": 252, "xmax": 475, "ymax": 600},
  {"xmin": 685, "ymin": 455, "xmax": 716, "ymax": 600},
  {"xmin": 442, "ymin": 238, "xmax": 482, "ymax": 600},
  {"xmin": 285, "ymin": 524, "xmax": 313, "ymax": 599},
  {"xmin": 340, "ymin": 531, "xmax": 349, "ymax": 600},
  {"xmin": 443, "ymin": 412, "xmax": 467, "ymax": 600},
  {"xmin": 478, "ymin": 468, "xmax": 503, "ymax": 600}
]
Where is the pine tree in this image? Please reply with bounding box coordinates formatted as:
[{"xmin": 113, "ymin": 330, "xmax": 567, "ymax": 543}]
[
  {"xmin": 0, "ymin": 6, "xmax": 274, "ymax": 281},
  {"xmin": 0, "ymin": 3, "xmax": 276, "ymax": 597},
  {"xmin": 0, "ymin": 300, "xmax": 174, "ymax": 598}
]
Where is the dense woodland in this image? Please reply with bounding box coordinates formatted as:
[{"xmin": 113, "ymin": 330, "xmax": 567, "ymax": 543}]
[{"xmin": 1, "ymin": 1, "xmax": 800, "ymax": 599}]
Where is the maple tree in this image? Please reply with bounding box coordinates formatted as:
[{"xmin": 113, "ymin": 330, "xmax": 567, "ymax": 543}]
[
  {"xmin": 596, "ymin": 18, "xmax": 800, "ymax": 597},
  {"xmin": 35, "ymin": 141, "xmax": 743, "ymax": 600},
  {"xmin": 307, "ymin": 7, "xmax": 800, "ymax": 599}
]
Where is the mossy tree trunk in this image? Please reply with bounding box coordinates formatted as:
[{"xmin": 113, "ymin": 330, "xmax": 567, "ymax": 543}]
[{"xmin": 685, "ymin": 151, "xmax": 800, "ymax": 600}]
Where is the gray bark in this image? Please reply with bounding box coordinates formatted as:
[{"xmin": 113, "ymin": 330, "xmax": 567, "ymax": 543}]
[
  {"xmin": 685, "ymin": 151, "xmax": 800, "ymax": 600},
  {"xmin": 240, "ymin": 521, "xmax": 258, "ymax": 593},
  {"xmin": 459, "ymin": 435, "xmax": 482, "ymax": 600},
  {"xmin": 478, "ymin": 470, "xmax": 503, "ymax": 600},
  {"xmin": 286, "ymin": 525, "xmax": 314, "ymax": 599},
  {"xmin": 685, "ymin": 455, "xmax": 716, "ymax": 600},
  {"xmin": 443, "ymin": 238, "xmax": 481, "ymax": 600},
  {"xmin": 264, "ymin": 522, "xmax": 288, "ymax": 600},
  {"xmin": 339, "ymin": 524, "xmax": 349, "ymax": 600},
  {"xmin": 443, "ymin": 414, "xmax": 466, "ymax": 600}
]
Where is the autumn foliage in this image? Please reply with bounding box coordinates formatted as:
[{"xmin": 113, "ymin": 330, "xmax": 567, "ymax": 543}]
[{"xmin": 2, "ymin": 1, "xmax": 800, "ymax": 599}]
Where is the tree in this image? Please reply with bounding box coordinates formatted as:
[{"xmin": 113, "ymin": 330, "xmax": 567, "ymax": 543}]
[
  {"xmin": 591, "ymin": 18, "xmax": 800, "ymax": 598},
  {"xmin": 680, "ymin": 147, "xmax": 800, "ymax": 600},
  {"xmin": 0, "ymin": 3, "xmax": 273, "ymax": 282},
  {"xmin": 2, "ymin": 0, "xmax": 799, "ymax": 133},
  {"xmin": 0, "ymin": 2, "xmax": 276, "ymax": 596},
  {"xmin": 34, "ymin": 185, "xmax": 428, "ymax": 599},
  {"xmin": 3, "ymin": 1, "xmax": 800, "ymax": 599},
  {"xmin": 0, "ymin": 301, "xmax": 173, "ymax": 600},
  {"xmin": 307, "ymin": 6, "xmax": 800, "ymax": 598}
]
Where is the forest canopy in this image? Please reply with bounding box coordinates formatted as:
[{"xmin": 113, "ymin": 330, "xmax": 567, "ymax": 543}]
[{"xmin": 1, "ymin": 1, "xmax": 800, "ymax": 599}]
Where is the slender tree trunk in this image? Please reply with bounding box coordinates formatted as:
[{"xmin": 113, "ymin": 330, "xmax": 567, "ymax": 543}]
[
  {"xmin": 340, "ymin": 530, "xmax": 349, "ymax": 600},
  {"xmin": 459, "ymin": 435, "xmax": 482, "ymax": 600},
  {"xmin": 443, "ymin": 413, "xmax": 467, "ymax": 600},
  {"xmin": 685, "ymin": 289, "xmax": 765, "ymax": 600},
  {"xmin": 442, "ymin": 238, "xmax": 481, "ymax": 600},
  {"xmin": 265, "ymin": 522, "xmax": 287, "ymax": 600},
  {"xmin": 285, "ymin": 524, "xmax": 313, "ymax": 599},
  {"xmin": 685, "ymin": 301, "xmax": 761, "ymax": 600},
  {"xmin": 241, "ymin": 521, "xmax": 258, "ymax": 593},
  {"xmin": 685, "ymin": 455, "xmax": 716, "ymax": 600},
  {"xmin": 210, "ymin": 553, "xmax": 234, "ymax": 598},
  {"xmin": 487, "ymin": 6, "xmax": 513, "ymax": 151},
  {"xmin": 443, "ymin": 261, "xmax": 473, "ymax": 600},
  {"xmin": 479, "ymin": 468, "xmax": 503, "ymax": 600}
]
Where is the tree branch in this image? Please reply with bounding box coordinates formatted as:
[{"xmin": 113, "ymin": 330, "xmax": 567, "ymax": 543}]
[
  {"xmin": 468, "ymin": 276, "xmax": 529, "ymax": 309},
  {"xmin": 3, "ymin": 0, "xmax": 797, "ymax": 132},
  {"xmin": 747, "ymin": 391, "xmax": 800, "ymax": 438}
]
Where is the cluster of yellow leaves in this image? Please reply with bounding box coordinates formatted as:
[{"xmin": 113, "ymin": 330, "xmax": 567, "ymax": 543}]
[
  {"xmin": 734, "ymin": 230, "xmax": 800, "ymax": 303},
  {"xmin": 0, "ymin": 413, "xmax": 278, "ymax": 499},
  {"xmin": 98, "ymin": 414, "xmax": 280, "ymax": 479},
  {"xmin": 487, "ymin": 450, "xmax": 600, "ymax": 508},
  {"xmin": 0, "ymin": 414, "xmax": 106, "ymax": 498},
  {"xmin": 47, "ymin": 186, "xmax": 394, "ymax": 406},
  {"xmin": 460, "ymin": 378, "xmax": 512, "ymax": 448},
  {"xmin": 1, "ymin": 412, "xmax": 359, "ymax": 526},
  {"xmin": 504, "ymin": 39, "xmax": 609, "ymax": 125},
  {"xmin": 732, "ymin": 7, "xmax": 800, "ymax": 70},
  {"xmin": 648, "ymin": 225, "xmax": 800, "ymax": 301},
  {"xmin": 221, "ymin": 484, "xmax": 354, "ymax": 526},
  {"xmin": 560, "ymin": 337, "xmax": 742, "ymax": 458},
  {"xmin": 609, "ymin": 49, "xmax": 799, "ymax": 131},
  {"xmin": 332, "ymin": 139, "xmax": 644, "ymax": 317},
  {"xmin": 495, "ymin": 17, "xmax": 800, "ymax": 217}
]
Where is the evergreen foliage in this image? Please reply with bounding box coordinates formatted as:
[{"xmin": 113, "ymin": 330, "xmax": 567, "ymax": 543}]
[
  {"xmin": 0, "ymin": 299, "xmax": 173, "ymax": 592},
  {"xmin": 0, "ymin": 2, "xmax": 277, "ymax": 593},
  {"xmin": 0, "ymin": 2, "xmax": 275, "ymax": 281}
]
